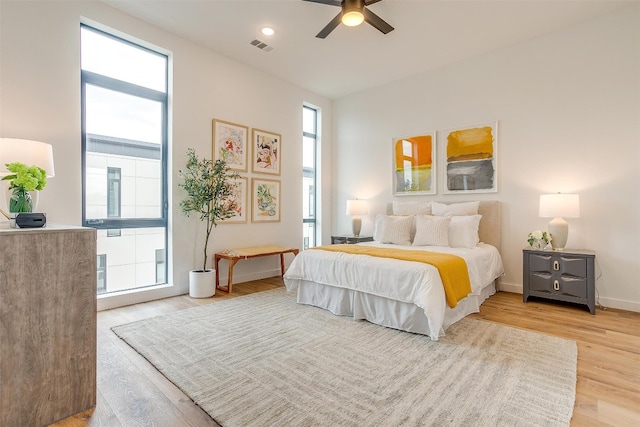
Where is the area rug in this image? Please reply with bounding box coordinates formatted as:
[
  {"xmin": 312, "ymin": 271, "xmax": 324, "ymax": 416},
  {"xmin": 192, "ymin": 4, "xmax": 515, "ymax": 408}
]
[{"xmin": 112, "ymin": 288, "xmax": 577, "ymax": 426}]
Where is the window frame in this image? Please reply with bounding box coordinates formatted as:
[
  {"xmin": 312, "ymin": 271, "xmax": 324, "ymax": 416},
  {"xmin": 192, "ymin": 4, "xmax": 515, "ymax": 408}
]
[
  {"xmin": 80, "ymin": 24, "xmax": 169, "ymax": 232},
  {"xmin": 303, "ymin": 105, "xmax": 318, "ymax": 249}
]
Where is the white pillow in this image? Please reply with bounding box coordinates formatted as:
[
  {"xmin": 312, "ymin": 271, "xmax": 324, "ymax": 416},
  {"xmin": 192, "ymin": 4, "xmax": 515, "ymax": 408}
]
[
  {"xmin": 412, "ymin": 215, "xmax": 450, "ymax": 246},
  {"xmin": 380, "ymin": 215, "xmax": 413, "ymax": 246},
  {"xmin": 448, "ymin": 215, "xmax": 482, "ymax": 248},
  {"xmin": 393, "ymin": 201, "xmax": 431, "ymax": 216},
  {"xmin": 432, "ymin": 201, "xmax": 480, "ymax": 217},
  {"xmin": 373, "ymin": 213, "xmax": 386, "ymax": 241}
]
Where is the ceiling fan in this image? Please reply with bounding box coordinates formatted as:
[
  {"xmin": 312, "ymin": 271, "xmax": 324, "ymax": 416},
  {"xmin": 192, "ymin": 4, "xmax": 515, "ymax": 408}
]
[{"xmin": 303, "ymin": 0, "xmax": 394, "ymax": 39}]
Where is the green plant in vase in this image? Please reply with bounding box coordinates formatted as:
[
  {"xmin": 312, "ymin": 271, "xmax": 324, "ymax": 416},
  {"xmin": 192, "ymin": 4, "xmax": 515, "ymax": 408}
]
[
  {"xmin": 179, "ymin": 148, "xmax": 240, "ymax": 272},
  {"xmin": 2, "ymin": 162, "xmax": 47, "ymax": 213}
]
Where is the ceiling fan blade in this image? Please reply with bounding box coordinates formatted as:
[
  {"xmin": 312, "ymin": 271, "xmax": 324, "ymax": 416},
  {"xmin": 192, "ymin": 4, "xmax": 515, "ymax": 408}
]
[
  {"xmin": 316, "ymin": 12, "xmax": 342, "ymax": 39},
  {"xmin": 364, "ymin": 0, "xmax": 383, "ymax": 5},
  {"xmin": 303, "ymin": 0, "xmax": 342, "ymax": 6},
  {"xmin": 362, "ymin": 7, "xmax": 394, "ymax": 34}
]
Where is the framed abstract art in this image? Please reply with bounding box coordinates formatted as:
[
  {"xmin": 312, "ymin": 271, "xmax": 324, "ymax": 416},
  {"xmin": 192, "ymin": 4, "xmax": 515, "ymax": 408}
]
[
  {"xmin": 441, "ymin": 121, "xmax": 498, "ymax": 194},
  {"xmin": 252, "ymin": 128, "xmax": 281, "ymax": 175},
  {"xmin": 220, "ymin": 177, "xmax": 247, "ymax": 224},
  {"xmin": 251, "ymin": 178, "xmax": 280, "ymax": 223},
  {"xmin": 212, "ymin": 119, "xmax": 249, "ymax": 171},
  {"xmin": 392, "ymin": 132, "xmax": 436, "ymax": 195}
]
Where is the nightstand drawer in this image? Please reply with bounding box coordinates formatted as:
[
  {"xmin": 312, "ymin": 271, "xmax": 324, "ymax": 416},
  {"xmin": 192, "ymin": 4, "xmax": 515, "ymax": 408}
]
[
  {"xmin": 528, "ymin": 254, "xmax": 587, "ymax": 279},
  {"xmin": 529, "ymin": 274, "xmax": 587, "ymax": 299}
]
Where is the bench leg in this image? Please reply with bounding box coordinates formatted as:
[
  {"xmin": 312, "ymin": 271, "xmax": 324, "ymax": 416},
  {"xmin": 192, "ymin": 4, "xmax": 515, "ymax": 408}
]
[{"xmin": 216, "ymin": 258, "xmax": 239, "ymax": 294}]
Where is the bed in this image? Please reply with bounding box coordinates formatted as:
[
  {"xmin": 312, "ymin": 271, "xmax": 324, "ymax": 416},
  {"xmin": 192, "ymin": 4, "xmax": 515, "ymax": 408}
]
[{"xmin": 283, "ymin": 201, "xmax": 504, "ymax": 340}]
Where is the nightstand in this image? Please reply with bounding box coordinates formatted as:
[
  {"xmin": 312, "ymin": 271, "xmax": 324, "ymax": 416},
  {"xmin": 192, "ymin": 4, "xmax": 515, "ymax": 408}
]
[
  {"xmin": 331, "ymin": 235, "xmax": 374, "ymax": 244},
  {"xmin": 523, "ymin": 248, "xmax": 596, "ymax": 314}
]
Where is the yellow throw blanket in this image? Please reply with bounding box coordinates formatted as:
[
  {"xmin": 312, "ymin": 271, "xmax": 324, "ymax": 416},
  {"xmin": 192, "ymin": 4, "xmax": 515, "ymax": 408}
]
[{"xmin": 312, "ymin": 245, "xmax": 471, "ymax": 308}]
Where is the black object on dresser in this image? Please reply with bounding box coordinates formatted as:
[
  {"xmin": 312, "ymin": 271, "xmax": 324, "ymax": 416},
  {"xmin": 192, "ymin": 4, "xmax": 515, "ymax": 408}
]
[
  {"xmin": 331, "ymin": 235, "xmax": 374, "ymax": 244},
  {"xmin": 523, "ymin": 248, "xmax": 596, "ymax": 314}
]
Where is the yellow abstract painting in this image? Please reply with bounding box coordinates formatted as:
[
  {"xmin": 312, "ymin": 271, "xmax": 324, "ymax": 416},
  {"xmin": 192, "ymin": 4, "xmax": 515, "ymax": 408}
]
[
  {"xmin": 443, "ymin": 121, "xmax": 498, "ymax": 193},
  {"xmin": 393, "ymin": 133, "xmax": 435, "ymax": 195}
]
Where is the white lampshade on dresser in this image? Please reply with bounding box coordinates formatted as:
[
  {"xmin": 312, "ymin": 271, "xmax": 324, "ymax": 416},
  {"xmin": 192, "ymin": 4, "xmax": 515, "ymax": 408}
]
[
  {"xmin": 0, "ymin": 138, "xmax": 56, "ymax": 178},
  {"xmin": 539, "ymin": 193, "xmax": 580, "ymax": 250}
]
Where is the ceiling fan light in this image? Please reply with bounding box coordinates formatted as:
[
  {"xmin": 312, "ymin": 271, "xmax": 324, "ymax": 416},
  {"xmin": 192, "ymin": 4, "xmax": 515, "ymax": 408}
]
[{"xmin": 342, "ymin": 10, "xmax": 364, "ymax": 27}]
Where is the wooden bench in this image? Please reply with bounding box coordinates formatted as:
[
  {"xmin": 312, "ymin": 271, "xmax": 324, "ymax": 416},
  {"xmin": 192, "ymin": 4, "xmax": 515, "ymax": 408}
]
[{"xmin": 215, "ymin": 245, "xmax": 299, "ymax": 294}]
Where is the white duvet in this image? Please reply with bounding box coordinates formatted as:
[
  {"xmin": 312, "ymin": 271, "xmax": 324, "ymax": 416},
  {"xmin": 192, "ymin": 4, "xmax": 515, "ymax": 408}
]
[{"xmin": 283, "ymin": 242, "xmax": 504, "ymax": 339}]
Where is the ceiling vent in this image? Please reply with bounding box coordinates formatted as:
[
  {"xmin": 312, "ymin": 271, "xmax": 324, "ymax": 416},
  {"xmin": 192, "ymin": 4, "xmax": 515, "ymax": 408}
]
[{"xmin": 250, "ymin": 39, "xmax": 274, "ymax": 52}]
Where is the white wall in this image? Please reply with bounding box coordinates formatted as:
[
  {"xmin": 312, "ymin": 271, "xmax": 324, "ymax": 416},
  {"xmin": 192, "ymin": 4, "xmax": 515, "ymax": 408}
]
[
  {"xmin": 332, "ymin": 5, "xmax": 640, "ymax": 311},
  {"xmin": 0, "ymin": 1, "xmax": 333, "ymax": 307}
]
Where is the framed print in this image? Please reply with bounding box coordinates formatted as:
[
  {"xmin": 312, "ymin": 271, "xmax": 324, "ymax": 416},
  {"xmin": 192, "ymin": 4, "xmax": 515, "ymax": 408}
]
[
  {"xmin": 252, "ymin": 128, "xmax": 281, "ymax": 175},
  {"xmin": 212, "ymin": 119, "xmax": 248, "ymax": 171},
  {"xmin": 220, "ymin": 177, "xmax": 247, "ymax": 224},
  {"xmin": 441, "ymin": 121, "xmax": 498, "ymax": 194},
  {"xmin": 392, "ymin": 133, "xmax": 436, "ymax": 195},
  {"xmin": 251, "ymin": 178, "xmax": 280, "ymax": 222}
]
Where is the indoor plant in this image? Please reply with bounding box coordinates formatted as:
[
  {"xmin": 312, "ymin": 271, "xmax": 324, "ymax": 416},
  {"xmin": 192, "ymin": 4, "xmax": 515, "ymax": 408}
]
[
  {"xmin": 2, "ymin": 162, "xmax": 47, "ymax": 213},
  {"xmin": 527, "ymin": 230, "xmax": 551, "ymax": 250},
  {"xmin": 179, "ymin": 148, "xmax": 239, "ymax": 297}
]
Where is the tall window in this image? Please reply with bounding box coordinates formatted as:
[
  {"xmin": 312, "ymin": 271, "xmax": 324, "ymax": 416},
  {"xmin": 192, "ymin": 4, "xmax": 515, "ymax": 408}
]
[
  {"xmin": 81, "ymin": 25, "xmax": 168, "ymax": 295},
  {"xmin": 303, "ymin": 106, "xmax": 318, "ymax": 249},
  {"xmin": 107, "ymin": 167, "xmax": 121, "ymax": 218}
]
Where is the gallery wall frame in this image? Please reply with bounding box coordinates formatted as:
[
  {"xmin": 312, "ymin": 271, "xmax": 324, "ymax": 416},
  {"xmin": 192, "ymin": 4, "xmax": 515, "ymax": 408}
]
[
  {"xmin": 392, "ymin": 132, "xmax": 436, "ymax": 196},
  {"xmin": 441, "ymin": 121, "xmax": 498, "ymax": 194},
  {"xmin": 220, "ymin": 177, "xmax": 248, "ymax": 224},
  {"xmin": 212, "ymin": 119, "xmax": 249, "ymax": 172},
  {"xmin": 252, "ymin": 128, "xmax": 281, "ymax": 175},
  {"xmin": 251, "ymin": 178, "xmax": 281, "ymax": 223}
]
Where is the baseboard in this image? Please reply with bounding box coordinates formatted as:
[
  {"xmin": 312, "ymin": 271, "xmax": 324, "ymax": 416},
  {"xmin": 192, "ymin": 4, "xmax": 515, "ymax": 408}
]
[
  {"xmin": 497, "ymin": 281, "xmax": 522, "ymax": 294},
  {"xmin": 495, "ymin": 281, "xmax": 639, "ymax": 313},
  {"xmin": 597, "ymin": 296, "xmax": 640, "ymax": 313}
]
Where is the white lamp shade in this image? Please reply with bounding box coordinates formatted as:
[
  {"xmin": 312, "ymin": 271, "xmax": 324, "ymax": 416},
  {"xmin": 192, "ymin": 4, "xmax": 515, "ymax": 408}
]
[
  {"xmin": 539, "ymin": 193, "xmax": 580, "ymax": 218},
  {"xmin": 346, "ymin": 199, "xmax": 368, "ymax": 216},
  {"xmin": 0, "ymin": 138, "xmax": 55, "ymax": 178}
]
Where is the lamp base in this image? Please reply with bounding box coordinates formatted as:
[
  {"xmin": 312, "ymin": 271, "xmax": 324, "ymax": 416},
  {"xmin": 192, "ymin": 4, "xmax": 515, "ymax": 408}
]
[
  {"xmin": 548, "ymin": 217, "xmax": 568, "ymax": 250},
  {"xmin": 352, "ymin": 217, "xmax": 362, "ymax": 237}
]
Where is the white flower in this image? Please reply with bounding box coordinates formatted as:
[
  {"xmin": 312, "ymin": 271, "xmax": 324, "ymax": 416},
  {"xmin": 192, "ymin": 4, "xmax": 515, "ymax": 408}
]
[{"xmin": 527, "ymin": 230, "xmax": 552, "ymax": 246}]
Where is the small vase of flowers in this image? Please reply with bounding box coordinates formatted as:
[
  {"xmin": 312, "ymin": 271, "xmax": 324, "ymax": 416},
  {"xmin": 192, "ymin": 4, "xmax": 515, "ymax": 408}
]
[
  {"xmin": 2, "ymin": 162, "xmax": 48, "ymax": 213},
  {"xmin": 527, "ymin": 230, "xmax": 551, "ymax": 250}
]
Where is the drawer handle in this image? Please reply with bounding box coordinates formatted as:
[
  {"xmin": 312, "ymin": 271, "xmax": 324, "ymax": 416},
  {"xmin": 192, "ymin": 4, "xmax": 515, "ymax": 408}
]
[
  {"xmin": 553, "ymin": 280, "xmax": 560, "ymax": 291},
  {"xmin": 553, "ymin": 260, "xmax": 560, "ymax": 271}
]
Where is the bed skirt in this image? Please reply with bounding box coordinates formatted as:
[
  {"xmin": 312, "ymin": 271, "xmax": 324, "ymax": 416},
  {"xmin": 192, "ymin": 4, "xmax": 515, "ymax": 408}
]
[{"xmin": 294, "ymin": 280, "xmax": 496, "ymax": 338}]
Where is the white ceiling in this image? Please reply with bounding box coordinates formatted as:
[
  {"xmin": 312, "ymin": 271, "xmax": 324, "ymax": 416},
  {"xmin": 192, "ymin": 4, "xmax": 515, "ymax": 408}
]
[{"xmin": 103, "ymin": 0, "xmax": 633, "ymax": 99}]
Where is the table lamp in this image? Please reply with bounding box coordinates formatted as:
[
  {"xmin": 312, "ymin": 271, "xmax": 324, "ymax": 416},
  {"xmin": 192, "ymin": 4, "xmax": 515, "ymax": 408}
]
[
  {"xmin": 346, "ymin": 199, "xmax": 368, "ymax": 237},
  {"xmin": 539, "ymin": 193, "xmax": 580, "ymax": 251}
]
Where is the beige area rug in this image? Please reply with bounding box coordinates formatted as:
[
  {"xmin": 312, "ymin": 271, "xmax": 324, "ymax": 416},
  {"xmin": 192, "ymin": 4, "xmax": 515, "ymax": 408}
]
[{"xmin": 112, "ymin": 288, "xmax": 577, "ymax": 426}]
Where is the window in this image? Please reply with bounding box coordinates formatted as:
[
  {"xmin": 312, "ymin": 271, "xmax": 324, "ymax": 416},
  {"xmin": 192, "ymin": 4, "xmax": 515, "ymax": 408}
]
[
  {"xmin": 156, "ymin": 248, "xmax": 166, "ymax": 283},
  {"xmin": 107, "ymin": 167, "xmax": 121, "ymax": 218},
  {"xmin": 81, "ymin": 25, "xmax": 168, "ymax": 295},
  {"xmin": 97, "ymin": 254, "xmax": 107, "ymax": 293},
  {"xmin": 303, "ymin": 106, "xmax": 318, "ymax": 249}
]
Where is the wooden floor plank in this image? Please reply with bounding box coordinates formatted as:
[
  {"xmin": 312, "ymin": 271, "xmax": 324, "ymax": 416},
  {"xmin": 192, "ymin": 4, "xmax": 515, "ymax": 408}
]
[{"xmin": 51, "ymin": 278, "xmax": 640, "ymax": 427}]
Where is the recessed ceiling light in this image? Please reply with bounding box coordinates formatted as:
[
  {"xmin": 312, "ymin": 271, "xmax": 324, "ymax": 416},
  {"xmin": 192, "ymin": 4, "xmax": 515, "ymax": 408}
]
[{"xmin": 261, "ymin": 27, "xmax": 275, "ymax": 36}]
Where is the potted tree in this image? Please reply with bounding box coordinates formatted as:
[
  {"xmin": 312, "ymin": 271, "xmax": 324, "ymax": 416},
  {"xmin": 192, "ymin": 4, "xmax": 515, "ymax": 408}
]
[{"xmin": 179, "ymin": 148, "xmax": 239, "ymax": 298}]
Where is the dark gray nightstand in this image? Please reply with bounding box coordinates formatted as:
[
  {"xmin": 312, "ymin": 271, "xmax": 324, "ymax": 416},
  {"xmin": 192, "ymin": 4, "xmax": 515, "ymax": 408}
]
[
  {"xmin": 331, "ymin": 235, "xmax": 374, "ymax": 244},
  {"xmin": 523, "ymin": 248, "xmax": 596, "ymax": 314}
]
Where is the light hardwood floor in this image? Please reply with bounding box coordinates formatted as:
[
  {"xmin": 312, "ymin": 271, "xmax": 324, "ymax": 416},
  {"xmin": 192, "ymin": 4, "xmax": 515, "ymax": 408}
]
[{"xmin": 54, "ymin": 277, "xmax": 640, "ymax": 427}]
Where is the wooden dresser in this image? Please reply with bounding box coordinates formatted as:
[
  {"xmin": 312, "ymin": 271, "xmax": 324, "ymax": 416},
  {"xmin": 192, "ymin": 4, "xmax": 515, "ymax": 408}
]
[{"xmin": 0, "ymin": 224, "xmax": 97, "ymax": 426}]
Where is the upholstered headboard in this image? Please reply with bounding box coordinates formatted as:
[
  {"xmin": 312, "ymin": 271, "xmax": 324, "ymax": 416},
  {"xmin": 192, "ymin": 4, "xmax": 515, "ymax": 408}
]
[{"xmin": 385, "ymin": 201, "xmax": 501, "ymax": 252}]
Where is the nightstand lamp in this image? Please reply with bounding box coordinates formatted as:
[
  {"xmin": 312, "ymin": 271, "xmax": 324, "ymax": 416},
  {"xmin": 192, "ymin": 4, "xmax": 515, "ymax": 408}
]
[
  {"xmin": 539, "ymin": 193, "xmax": 580, "ymax": 251},
  {"xmin": 346, "ymin": 199, "xmax": 368, "ymax": 237}
]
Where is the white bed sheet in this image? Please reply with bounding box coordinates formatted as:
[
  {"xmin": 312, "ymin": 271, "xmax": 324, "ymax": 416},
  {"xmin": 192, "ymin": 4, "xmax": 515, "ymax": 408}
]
[{"xmin": 283, "ymin": 242, "xmax": 504, "ymax": 340}]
